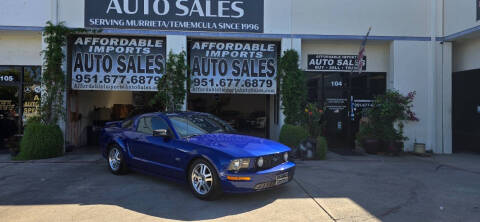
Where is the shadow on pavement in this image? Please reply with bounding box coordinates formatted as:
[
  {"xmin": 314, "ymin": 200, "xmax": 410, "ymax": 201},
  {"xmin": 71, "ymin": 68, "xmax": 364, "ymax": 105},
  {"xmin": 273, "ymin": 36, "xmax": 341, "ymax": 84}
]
[
  {"xmin": 1, "ymin": 154, "xmax": 480, "ymax": 221},
  {"xmin": 0, "ymin": 161, "xmax": 319, "ymax": 221}
]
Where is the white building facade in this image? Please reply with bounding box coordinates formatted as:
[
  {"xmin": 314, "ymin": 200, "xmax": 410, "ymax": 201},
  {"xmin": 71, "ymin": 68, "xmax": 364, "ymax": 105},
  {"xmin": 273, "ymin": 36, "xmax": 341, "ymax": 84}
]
[{"xmin": 0, "ymin": 0, "xmax": 479, "ymax": 154}]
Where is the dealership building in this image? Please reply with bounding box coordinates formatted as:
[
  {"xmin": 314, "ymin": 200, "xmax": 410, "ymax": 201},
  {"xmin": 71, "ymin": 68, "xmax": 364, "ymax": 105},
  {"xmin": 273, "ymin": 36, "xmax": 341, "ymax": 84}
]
[{"xmin": 1, "ymin": 0, "xmax": 480, "ymax": 154}]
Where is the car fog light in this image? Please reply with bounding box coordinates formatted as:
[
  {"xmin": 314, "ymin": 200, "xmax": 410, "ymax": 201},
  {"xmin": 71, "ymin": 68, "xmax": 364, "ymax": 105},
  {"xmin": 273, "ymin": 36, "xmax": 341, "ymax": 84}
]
[
  {"xmin": 257, "ymin": 157, "xmax": 264, "ymax": 168},
  {"xmin": 284, "ymin": 152, "xmax": 289, "ymax": 162}
]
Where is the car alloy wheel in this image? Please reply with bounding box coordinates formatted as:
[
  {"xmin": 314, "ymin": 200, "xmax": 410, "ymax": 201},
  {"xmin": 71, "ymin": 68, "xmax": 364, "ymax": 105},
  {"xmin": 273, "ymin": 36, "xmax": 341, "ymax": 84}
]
[
  {"xmin": 191, "ymin": 163, "xmax": 213, "ymax": 195},
  {"xmin": 108, "ymin": 145, "xmax": 127, "ymax": 175},
  {"xmin": 188, "ymin": 159, "xmax": 222, "ymax": 200},
  {"xmin": 109, "ymin": 147, "xmax": 122, "ymax": 171}
]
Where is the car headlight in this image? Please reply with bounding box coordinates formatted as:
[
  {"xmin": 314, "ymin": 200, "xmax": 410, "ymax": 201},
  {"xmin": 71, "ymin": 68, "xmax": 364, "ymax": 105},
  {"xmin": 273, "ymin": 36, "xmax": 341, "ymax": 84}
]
[
  {"xmin": 284, "ymin": 152, "xmax": 289, "ymax": 162},
  {"xmin": 228, "ymin": 159, "xmax": 251, "ymax": 171},
  {"xmin": 257, "ymin": 157, "xmax": 264, "ymax": 168}
]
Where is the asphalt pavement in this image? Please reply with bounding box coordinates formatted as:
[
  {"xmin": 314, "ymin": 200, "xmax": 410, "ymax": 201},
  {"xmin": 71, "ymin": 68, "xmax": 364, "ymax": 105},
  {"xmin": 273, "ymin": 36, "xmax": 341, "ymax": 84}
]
[{"xmin": 0, "ymin": 151, "xmax": 479, "ymax": 222}]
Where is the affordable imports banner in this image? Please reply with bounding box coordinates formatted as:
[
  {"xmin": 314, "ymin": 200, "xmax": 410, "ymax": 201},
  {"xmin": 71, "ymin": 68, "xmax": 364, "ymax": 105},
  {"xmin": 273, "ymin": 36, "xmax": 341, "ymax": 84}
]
[
  {"xmin": 71, "ymin": 36, "xmax": 166, "ymax": 91},
  {"xmin": 189, "ymin": 40, "xmax": 278, "ymax": 94}
]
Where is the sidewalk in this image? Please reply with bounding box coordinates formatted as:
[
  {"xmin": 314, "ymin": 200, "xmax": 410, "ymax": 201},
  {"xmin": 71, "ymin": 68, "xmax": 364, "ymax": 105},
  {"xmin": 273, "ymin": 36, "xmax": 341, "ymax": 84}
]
[
  {"xmin": 0, "ymin": 148, "xmax": 103, "ymax": 163},
  {"xmin": 416, "ymin": 153, "xmax": 480, "ymax": 174}
]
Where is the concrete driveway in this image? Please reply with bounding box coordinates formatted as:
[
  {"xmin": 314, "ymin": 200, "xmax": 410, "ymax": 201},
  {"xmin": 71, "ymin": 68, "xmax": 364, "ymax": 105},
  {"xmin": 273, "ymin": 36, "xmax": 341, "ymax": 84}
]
[{"xmin": 0, "ymin": 152, "xmax": 479, "ymax": 222}]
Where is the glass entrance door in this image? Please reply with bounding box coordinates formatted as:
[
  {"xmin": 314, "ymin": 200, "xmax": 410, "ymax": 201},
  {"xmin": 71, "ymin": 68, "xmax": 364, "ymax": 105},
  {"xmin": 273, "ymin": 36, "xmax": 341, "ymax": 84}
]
[
  {"xmin": 307, "ymin": 72, "xmax": 386, "ymax": 149},
  {"xmin": 0, "ymin": 66, "xmax": 41, "ymax": 151},
  {"xmin": 323, "ymin": 73, "xmax": 349, "ymax": 148},
  {"xmin": 0, "ymin": 85, "xmax": 20, "ymax": 151}
]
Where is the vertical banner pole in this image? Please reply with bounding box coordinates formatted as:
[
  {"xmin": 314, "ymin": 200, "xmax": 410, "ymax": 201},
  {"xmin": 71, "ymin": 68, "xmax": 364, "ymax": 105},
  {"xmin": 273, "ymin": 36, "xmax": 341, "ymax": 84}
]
[{"xmin": 347, "ymin": 27, "xmax": 371, "ymax": 148}]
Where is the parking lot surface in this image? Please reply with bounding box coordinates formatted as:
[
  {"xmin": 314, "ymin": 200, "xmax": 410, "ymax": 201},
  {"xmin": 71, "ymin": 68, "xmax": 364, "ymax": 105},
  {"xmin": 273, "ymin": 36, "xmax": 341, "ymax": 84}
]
[{"xmin": 0, "ymin": 152, "xmax": 479, "ymax": 222}]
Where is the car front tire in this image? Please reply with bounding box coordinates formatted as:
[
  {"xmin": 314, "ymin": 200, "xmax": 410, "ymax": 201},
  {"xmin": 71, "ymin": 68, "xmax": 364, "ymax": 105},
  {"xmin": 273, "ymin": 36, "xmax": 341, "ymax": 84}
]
[
  {"xmin": 188, "ymin": 159, "xmax": 222, "ymax": 200},
  {"xmin": 108, "ymin": 144, "xmax": 128, "ymax": 175}
]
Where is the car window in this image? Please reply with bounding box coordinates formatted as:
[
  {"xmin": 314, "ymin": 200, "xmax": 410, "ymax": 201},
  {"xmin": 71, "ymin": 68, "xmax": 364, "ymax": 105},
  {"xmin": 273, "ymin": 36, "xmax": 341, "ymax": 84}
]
[
  {"xmin": 168, "ymin": 115, "xmax": 235, "ymax": 138},
  {"xmin": 137, "ymin": 117, "xmax": 170, "ymax": 135},
  {"xmin": 151, "ymin": 117, "xmax": 170, "ymax": 131},
  {"xmin": 122, "ymin": 119, "xmax": 134, "ymax": 128},
  {"xmin": 169, "ymin": 117, "xmax": 208, "ymax": 138},
  {"xmin": 137, "ymin": 117, "xmax": 153, "ymax": 134}
]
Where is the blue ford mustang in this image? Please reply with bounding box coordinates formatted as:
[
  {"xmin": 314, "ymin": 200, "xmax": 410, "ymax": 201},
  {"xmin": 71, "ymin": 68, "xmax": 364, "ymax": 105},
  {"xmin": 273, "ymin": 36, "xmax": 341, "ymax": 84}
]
[{"xmin": 100, "ymin": 112, "xmax": 296, "ymax": 200}]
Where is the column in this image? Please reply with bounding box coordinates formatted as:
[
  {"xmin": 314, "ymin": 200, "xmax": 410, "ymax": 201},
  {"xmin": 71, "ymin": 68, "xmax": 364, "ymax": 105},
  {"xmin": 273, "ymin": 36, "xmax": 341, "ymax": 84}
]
[{"xmin": 270, "ymin": 38, "xmax": 301, "ymax": 140}]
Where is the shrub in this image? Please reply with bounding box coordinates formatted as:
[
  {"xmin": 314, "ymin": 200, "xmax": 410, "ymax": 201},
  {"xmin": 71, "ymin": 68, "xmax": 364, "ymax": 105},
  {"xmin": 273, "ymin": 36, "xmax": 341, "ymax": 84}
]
[
  {"xmin": 15, "ymin": 121, "xmax": 64, "ymax": 160},
  {"xmin": 363, "ymin": 90, "xmax": 419, "ymax": 143},
  {"xmin": 316, "ymin": 136, "xmax": 328, "ymax": 160},
  {"xmin": 279, "ymin": 124, "xmax": 308, "ymax": 150},
  {"xmin": 279, "ymin": 50, "xmax": 307, "ymax": 125}
]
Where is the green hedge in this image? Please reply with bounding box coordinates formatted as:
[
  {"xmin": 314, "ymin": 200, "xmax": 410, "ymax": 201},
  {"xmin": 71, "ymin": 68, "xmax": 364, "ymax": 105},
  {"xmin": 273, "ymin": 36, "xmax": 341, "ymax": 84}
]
[
  {"xmin": 15, "ymin": 122, "xmax": 64, "ymax": 160},
  {"xmin": 316, "ymin": 136, "xmax": 328, "ymax": 160},
  {"xmin": 279, "ymin": 124, "xmax": 308, "ymax": 149}
]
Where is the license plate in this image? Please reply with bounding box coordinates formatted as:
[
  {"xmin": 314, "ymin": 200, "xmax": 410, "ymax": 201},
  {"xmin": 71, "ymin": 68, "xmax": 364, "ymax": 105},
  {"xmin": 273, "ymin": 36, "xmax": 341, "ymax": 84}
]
[{"xmin": 275, "ymin": 172, "xmax": 289, "ymax": 185}]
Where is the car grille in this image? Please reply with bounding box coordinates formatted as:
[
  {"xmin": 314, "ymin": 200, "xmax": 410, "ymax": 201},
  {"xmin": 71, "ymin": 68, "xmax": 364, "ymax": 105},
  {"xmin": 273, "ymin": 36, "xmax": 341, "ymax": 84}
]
[
  {"xmin": 254, "ymin": 181, "xmax": 277, "ymax": 190},
  {"xmin": 257, "ymin": 153, "xmax": 286, "ymax": 170}
]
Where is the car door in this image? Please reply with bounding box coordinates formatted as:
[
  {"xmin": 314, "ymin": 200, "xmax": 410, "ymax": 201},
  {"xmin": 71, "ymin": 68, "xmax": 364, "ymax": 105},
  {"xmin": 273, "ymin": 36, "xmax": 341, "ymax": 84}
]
[{"xmin": 131, "ymin": 116, "xmax": 179, "ymax": 176}]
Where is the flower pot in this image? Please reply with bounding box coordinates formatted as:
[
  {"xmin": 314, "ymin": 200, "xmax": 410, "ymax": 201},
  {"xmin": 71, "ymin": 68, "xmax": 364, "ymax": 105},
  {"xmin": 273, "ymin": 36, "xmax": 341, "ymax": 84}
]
[
  {"xmin": 386, "ymin": 141, "xmax": 403, "ymax": 155},
  {"xmin": 10, "ymin": 149, "xmax": 19, "ymax": 157},
  {"xmin": 414, "ymin": 143, "xmax": 426, "ymax": 154},
  {"xmin": 363, "ymin": 139, "xmax": 382, "ymax": 154},
  {"xmin": 299, "ymin": 139, "xmax": 316, "ymax": 160}
]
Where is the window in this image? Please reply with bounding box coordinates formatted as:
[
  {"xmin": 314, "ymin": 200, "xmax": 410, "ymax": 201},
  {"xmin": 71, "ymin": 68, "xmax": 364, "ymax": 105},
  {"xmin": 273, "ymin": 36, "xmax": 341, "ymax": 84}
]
[
  {"xmin": 23, "ymin": 67, "xmax": 41, "ymax": 84},
  {"xmin": 0, "ymin": 66, "xmax": 41, "ymax": 136},
  {"xmin": 137, "ymin": 117, "xmax": 170, "ymax": 135},
  {"xmin": 151, "ymin": 117, "xmax": 170, "ymax": 131},
  {"xmin": 121, "ymin": 119, "xmax": 134, "ymax": 128},
  {"xmin": 137, "ymin": 117, "xmax": 153, "ymax": 134},
  {"xmin": 0, "ymin": 67, "xmax": 21, "ymax": 83},
  {"xmin": 169, "ymin": 114, "xmax": 234, "ymax": 138}
]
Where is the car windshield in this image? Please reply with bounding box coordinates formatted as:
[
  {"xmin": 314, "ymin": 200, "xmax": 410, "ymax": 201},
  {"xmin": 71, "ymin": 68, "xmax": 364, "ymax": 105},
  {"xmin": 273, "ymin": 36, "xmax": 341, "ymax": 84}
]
[{"xmin": 169, "ymin": 114, "xmax": 235, "ymax": 138}]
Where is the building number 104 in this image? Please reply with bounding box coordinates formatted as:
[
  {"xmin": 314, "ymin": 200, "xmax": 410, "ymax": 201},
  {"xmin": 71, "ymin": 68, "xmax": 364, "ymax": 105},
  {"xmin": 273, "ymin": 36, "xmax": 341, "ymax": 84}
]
[{"xmin": 331, "ymin": 81, "xmax": 343, "ymax": 87}]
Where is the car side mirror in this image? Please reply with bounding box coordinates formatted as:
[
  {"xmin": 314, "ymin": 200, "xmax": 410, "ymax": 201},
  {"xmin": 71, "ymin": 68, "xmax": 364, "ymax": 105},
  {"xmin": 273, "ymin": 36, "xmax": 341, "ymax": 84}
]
[{"xmin": 153, "ymin": 129, "xmax": 170, "ymax": 138}]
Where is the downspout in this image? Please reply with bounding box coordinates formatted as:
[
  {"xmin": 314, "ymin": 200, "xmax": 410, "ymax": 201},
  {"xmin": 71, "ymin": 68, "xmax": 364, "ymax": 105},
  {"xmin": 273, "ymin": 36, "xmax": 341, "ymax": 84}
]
[
  {"xmin": 428, "ymin": 0, "xmax": 437, "ymax": 153},
  {"xmin": 426, "ymin": 0, "xmax": 437, "ymax": 152},
  {"xmin": 51, "ymin": 0, "xmax": 59, "ymax": 24}
]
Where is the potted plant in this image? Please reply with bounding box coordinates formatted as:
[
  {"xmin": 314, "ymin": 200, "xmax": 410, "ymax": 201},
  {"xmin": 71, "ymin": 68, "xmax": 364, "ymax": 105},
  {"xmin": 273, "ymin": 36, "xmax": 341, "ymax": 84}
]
[
  {"xmin": 383, "ymin": 125, "xmax": 405, "ymax": 155},
  {"xmin": 363, "ymin": 90, "xmax": 419, "ymax": 154},
  {"xmin": 302, "ymin": 103, "xmax": 326, "ymax": 159},
  {"xmin": 356, "ymin": 119, "xmax": 383, "ymax": 154}
]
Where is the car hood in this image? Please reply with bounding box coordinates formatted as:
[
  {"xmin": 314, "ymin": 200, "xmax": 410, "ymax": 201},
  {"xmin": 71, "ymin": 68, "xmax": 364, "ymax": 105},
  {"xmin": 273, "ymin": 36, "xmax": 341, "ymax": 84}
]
[{"xmin": 186, "ymin": 134, "xmax": 291, "ymax": 157}]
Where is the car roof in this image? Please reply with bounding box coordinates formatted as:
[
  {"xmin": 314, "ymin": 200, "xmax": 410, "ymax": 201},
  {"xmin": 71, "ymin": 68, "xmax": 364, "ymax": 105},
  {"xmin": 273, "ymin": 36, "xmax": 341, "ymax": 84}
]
[{"xmin": 142, "ymin": 111, "xmax": 211, "ymax": 118}]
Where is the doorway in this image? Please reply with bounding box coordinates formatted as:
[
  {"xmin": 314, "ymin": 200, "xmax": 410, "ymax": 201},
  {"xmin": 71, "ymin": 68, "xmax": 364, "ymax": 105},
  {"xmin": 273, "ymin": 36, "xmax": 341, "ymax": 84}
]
[
  {"xmin": 453, "ymin": 69, "xmax": 480, "ymax": 153},
  {"xmin": 306, "ymin": 72, "xmax": 386, "ymax": 148},
  {"xmin": 0, "ymin": 66, "xmax": 41, "ymax": 152},
  {"xmin": 188, "ymin": 94, "xmax": 269, "ymax": 138}
]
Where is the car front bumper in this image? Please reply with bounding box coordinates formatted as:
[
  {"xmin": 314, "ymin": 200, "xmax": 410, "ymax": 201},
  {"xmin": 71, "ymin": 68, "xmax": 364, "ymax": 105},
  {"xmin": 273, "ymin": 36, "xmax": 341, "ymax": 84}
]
[{"xmin": 220, "ymin": 161, "xmax": 296, "ymax": 193}]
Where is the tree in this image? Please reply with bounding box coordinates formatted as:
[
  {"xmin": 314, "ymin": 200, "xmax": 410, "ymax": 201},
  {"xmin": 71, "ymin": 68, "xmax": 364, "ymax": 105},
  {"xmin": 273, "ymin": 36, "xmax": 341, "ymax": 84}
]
[
  {"xmin": 41, "ymin": 22, "xmax": 86, "ymax": 125},
  {"xmin": 278, "ymin": 50, "xmax": 307, "ymax": 125},
  {"xmin": 151, "ymin": 51, "xmax": 189, "ymax": 112}
]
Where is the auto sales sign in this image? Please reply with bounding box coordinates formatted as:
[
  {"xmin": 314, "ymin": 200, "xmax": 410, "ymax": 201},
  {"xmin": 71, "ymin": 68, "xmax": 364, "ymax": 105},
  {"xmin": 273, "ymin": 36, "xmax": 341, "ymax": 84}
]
[
  {"xmin": 190, "ymin": 40, "xmax": 278, "ymax": 95},
  {"xmin": 71, "ymin": 35, "xmax": 166, "ymax": 91},
  {"xmin": 307, "ymin": 54, "xmax": 367, "ymax": 72},
  {"xmin": 85, "ymin": 0, "xmax": 264, "ymax": 33}
]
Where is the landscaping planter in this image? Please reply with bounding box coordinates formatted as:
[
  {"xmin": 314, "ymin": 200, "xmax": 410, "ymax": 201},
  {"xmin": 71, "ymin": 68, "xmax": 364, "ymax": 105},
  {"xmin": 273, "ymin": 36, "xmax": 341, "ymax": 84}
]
[
  {"xmin": 6, "ymin": 134, "xmax": 22, "ymax": 157},
  {"xmin": 386, "ymin": 141, "xmax": 403, "ymax": 155},
  {"xmin": 363, "ymin": 139, "xmax": 383, "ymax": 154}
]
